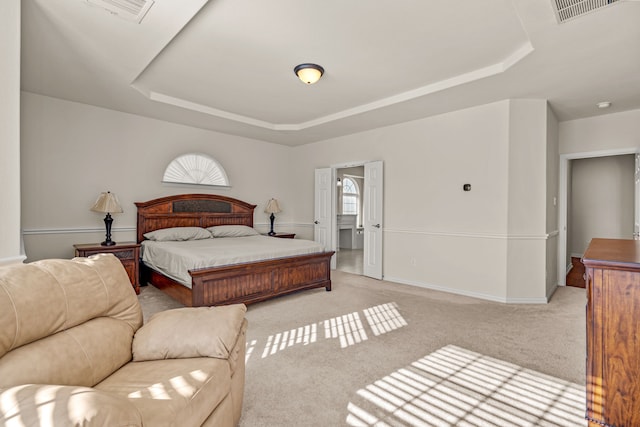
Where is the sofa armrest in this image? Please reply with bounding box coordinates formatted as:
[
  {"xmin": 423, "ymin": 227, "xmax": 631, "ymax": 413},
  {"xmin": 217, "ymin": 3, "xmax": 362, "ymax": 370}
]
[
  {"xmin": 0, "ymin": 384, "xmax": 142, "ymax": 427},
  {"xmin": 132, "ymin": 304, "xmax": 247, "ymax": 362}
]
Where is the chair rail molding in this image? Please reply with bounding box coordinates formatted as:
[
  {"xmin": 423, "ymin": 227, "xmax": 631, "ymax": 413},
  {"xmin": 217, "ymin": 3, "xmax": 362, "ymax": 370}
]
[{"xmin": 22, "ymin": 226, "xmax": 137, "ymax": 235}]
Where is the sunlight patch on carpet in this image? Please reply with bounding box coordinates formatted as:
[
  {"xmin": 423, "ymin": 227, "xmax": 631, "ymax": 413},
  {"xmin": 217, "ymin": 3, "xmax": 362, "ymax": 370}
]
[
  {"xmin": 346, "ymin": 345, "xmax": 586, "ymax": 427},
  {"xmin": 245, "ymin": 302, "xmax": 408, "ymax": 363},
  {"xmin": 364, "ymin": 302, "xmax": 408, "ymax": 336},
  {"xmin": 261, "ymin": 323, "xmax": 318, "ymax": 359},
  {"xmin": 324, "ymin": 311, "xmax": 368, "ymax": 348}
]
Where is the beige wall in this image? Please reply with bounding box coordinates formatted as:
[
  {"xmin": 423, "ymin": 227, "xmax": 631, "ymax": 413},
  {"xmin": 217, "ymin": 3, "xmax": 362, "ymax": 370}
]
[
  {"xmin": 20, "ymin": 92, "xmax": 560, "ymax": 302},
  {"xmin": 545, "ymin": 104, "xmax": 560, "ymax": 298},
  {"xmin": 570, "ymin": 155, "xmax": 635, "ymax": 255},
  {"xmin": 559, "ymin": 108, "xmax": 640, "ymax": 155},
  {"xmin": 506, "ymin": 100, "xmax": 551, "ymax": 301},
  {"xmin": 0, "ymin": 0, "xmax": 23, "ymax": 265},
  {"xmin": 21, "ymin": 92, "xmax": 293, "ymax": 261},
  {"xmin": 291, "ymin": 99, "xmax": 555, "ymax": 302}
]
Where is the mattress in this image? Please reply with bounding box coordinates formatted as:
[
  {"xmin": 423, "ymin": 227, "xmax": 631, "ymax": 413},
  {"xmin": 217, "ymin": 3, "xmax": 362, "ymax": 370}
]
[{"xmin": 141, "ymin": 235, "xmax": 326, "ymax": 287}]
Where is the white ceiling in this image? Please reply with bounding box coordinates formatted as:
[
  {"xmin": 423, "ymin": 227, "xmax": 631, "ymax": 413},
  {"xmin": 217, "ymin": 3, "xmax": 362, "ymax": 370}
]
[{"xmin": 21, "ymin": 0, "xmax": 640, "ymax": 146}]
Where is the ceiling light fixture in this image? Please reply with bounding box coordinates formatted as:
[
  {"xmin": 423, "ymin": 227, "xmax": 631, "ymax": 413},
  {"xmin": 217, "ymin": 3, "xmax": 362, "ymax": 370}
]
[
  {"xmin": 294, "ymin": 63, "xmax": 324, "ymax": 85},
  {"xmin": 597, "ymin": 101, "xmax": 612, "ymax": 109}
]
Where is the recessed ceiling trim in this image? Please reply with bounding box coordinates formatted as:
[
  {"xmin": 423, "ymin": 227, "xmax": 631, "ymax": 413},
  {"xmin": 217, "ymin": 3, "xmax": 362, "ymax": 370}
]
[
  {"xmin": 300, "ymin": 42, "xmax": 535, "ymax": 130},
  {"xmin": 148, "ymin": 92, "xmax": 279, "ymax": 130},
  {"xmin": 140, "ymin": 42, "xmax": 534, "ymax": 132}
]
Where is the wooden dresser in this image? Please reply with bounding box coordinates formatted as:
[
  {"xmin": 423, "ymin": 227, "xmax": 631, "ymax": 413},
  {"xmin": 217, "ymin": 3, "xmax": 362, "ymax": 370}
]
[{"xmin": 583, "ymin": 238, "xmax": 640, "ymax": 427}]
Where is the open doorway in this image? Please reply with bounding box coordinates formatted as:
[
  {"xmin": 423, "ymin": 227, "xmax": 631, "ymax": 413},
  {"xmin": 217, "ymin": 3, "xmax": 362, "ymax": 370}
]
[
  {"xmin": 565, "ymin": 154, "xmax": 635, "ymax": 287},
  {"xmin": 314, "ymin": 161, "xmax": 383, "ymax": 279},
  {"xmin": 336, "ymin": 166, "xmax": 364, "ymax": 275},
  {"xmin": 558, "ymin": 149, "xmax": 638, "ymax": 287}
]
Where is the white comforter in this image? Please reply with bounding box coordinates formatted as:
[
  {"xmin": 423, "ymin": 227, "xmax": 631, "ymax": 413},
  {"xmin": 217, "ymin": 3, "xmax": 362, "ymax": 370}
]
[{"xmin": 142, "ymin": 235, "xmax": 326, "ymax": 287}]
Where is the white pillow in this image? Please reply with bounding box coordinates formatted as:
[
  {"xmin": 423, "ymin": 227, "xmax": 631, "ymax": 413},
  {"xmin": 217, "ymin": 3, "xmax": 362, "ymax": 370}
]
[
  {"xmin": 143, "ymin": 227, "xmax": 212, "ymax": 241},
  {"xmin": 207, "ymin": 225, "xmax": 259, "ymax": 238}
]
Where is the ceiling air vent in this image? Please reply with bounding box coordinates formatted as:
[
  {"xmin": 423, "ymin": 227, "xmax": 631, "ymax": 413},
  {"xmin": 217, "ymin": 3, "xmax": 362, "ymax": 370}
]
[
  {"xmin": 552, "ymin": 0, "xmax": 620, "ymax": 23},
  {"xmin": 84, "ymin": 0, "xmax": 154, "ymax": 23}
]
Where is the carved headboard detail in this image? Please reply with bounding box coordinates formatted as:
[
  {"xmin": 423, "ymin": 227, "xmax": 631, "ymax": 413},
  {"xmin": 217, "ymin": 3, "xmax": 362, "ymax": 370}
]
[{"xmin": 135, "ymin": 194, "xmax": 257, "ymax": 243}]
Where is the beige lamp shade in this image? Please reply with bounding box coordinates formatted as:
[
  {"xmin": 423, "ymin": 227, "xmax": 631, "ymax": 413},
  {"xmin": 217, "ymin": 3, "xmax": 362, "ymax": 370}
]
[
  {"xmin": 90, "ymin": 191, "xmax": 123, "ymax": 214},
  {"xmin": 264, "ymin": 198, "xmax": 282, "ymax": 214}
]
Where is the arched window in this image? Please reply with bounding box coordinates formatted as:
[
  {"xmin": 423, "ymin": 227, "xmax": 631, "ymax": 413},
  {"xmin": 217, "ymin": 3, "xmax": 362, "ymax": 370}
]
[
  {"xmin": 342, "ymin": 177, "xmax": 359, "ymax": 216},
  {"xmin": 162, "ymin": 153, "xmax": 230, "ymax": 187}
]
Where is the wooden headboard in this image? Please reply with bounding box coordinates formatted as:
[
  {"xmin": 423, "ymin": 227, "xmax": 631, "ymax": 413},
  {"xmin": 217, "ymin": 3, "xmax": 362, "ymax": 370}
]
[{"xmin": 135, "ymin": 194, "xmax": 257, "ymax": 243}]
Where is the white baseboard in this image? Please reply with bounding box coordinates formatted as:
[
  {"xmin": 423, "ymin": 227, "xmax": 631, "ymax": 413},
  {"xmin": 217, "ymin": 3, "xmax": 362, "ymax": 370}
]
[{"xmin": 383, "ymin": 276, "xmax": 549, "ymax": 304}]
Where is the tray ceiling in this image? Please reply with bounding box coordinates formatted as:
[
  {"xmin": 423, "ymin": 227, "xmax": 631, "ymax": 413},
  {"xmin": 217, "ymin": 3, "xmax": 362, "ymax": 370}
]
[{"xmin": 21, "ymin": 0, "xmax": 640, "ymax": 145}]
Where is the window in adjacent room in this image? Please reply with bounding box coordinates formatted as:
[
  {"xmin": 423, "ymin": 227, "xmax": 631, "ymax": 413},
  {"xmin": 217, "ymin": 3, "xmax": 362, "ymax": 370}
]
[{"xmin": 342, "ymin": 177, "xmax": 359, "ymax": 216}]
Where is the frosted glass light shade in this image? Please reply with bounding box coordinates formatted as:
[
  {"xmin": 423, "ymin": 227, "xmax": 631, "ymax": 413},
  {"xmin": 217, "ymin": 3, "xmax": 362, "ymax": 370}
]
[
  {"xmin": 264, "ymin": 198, "xmax": 282, "ymax": 214},
  {"xmin": 294, "ymin": 63, "xmax": 324, "ymax": 84},
  {"xmin": 90, "ymin": 191, "xmax": 123, "ymax": 214}
]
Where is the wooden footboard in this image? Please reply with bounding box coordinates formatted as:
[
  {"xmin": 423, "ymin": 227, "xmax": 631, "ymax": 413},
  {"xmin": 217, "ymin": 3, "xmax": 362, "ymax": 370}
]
[
  {"xmin": 142, "ymin": 251, "xmax": 334, "ymax": 307},
  {"xmin": 190, "ymin": 251, "xmax": 333, "ymax": 306}
]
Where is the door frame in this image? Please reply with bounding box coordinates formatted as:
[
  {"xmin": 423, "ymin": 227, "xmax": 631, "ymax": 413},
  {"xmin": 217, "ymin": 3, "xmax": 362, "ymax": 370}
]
[{"xmin": 557, "ymin": 147, "xmax": 639, "ymax": 286}]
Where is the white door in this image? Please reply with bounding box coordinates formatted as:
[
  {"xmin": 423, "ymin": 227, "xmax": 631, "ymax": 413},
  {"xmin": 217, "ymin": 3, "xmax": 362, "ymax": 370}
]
[
  {"xmin": 363, "ymin": 161, "xmax": 383, "ymax": 279},
  {"xmin": 635, "ymin": 153, "xmax": 640, "ymax": 239},
  {"xmin": 314, "ymin": 168, "xmax": 336, "ymax": 268}
]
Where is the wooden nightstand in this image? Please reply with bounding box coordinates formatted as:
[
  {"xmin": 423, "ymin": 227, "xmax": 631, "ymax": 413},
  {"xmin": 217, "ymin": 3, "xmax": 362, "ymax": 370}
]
[
  {"xmin": 267, "ymin": 233, "xmax": 295, "ymax": 239},
  {"xmin": 73, "ymin": 242, "xmax": 140, "ymax": 294}
]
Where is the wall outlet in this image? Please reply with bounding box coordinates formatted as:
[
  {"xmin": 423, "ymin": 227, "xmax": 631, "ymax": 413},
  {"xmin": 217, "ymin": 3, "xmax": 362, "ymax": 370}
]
[{"xmin": 410, "ymin": 257, "xmax": 416, "ymax": 266}]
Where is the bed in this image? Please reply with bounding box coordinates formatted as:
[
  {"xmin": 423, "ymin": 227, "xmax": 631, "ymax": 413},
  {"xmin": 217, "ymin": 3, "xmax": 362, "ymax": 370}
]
[{"xmin": 136, "ymin": 193, "xmax": 334, "ymax": 307}]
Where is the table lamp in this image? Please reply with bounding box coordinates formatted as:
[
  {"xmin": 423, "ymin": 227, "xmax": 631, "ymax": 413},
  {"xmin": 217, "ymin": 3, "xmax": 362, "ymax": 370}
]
[
  {"xmin": 91, "ymin": 191, "xmax": 123, "ymax": 246},
  {"xmin": 264, "ymin": 198, "xmax": 282, "ymax": 236}
]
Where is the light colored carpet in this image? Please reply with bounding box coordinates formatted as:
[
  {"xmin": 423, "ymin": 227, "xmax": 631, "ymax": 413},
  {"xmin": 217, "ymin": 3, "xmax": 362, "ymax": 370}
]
[{"xmin": 138, "ymin": 271, "xmax": 586, "ymax": 427}]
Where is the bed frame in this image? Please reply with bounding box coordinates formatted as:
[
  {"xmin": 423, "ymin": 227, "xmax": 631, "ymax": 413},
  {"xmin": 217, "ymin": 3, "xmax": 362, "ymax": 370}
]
[{"xmin": 136, "ymin": 194, "xmax": 334, "ymax": 307}]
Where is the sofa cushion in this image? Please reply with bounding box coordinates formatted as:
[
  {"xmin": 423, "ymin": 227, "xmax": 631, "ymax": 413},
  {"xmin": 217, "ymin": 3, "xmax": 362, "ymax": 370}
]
[
  {"xmin": 0, "ymin": 384, "xmax": 142, "ymax": 427},
  {"xmin": 0, "ymin": 254, "xmax": 142, "ymax": 359},
  {"xmin": 0, "ymin": 317, "xmax": 135, "ymax": 388},
  {"xmin": 95, "ymin": 358, "xmax": 231, "ymax": 427},
  {"xmin": 132, "ymin": 305, "xmax": 247, "ymax": 361}
]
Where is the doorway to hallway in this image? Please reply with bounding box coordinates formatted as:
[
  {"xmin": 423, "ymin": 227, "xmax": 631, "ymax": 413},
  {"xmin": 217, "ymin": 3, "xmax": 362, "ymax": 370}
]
[{"xmin": 558, "ymin": 149, "xmax": 639, "ymax": 286}]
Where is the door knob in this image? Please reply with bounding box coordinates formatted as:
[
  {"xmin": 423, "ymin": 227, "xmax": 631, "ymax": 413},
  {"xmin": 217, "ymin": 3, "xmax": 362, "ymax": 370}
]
[
  {"xmin": 314, "ymin": 220, "xmax": 320, "ymax": 224},
  {"xmin": 372, "ymin": 224, "xmax": 381, "ymax": 228}
]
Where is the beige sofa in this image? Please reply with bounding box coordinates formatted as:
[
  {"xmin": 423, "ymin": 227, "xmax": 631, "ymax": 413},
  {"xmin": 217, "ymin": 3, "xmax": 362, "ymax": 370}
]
[{"xmin": 0, "ymin": 254, "xmax": 248, "ymax": 426}]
